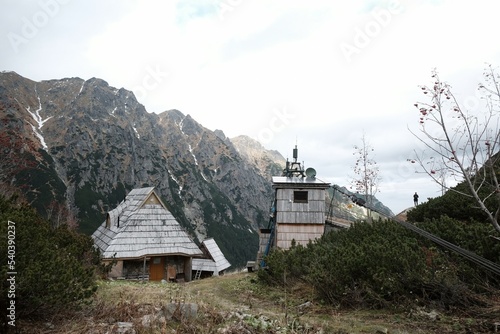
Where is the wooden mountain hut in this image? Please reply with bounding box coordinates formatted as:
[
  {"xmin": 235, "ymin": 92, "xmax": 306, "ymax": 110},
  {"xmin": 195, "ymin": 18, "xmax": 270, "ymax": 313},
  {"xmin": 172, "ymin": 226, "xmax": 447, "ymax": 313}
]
[{"xmin": 92, "ymin": 187, "xmax": 203, "ymax": 282}]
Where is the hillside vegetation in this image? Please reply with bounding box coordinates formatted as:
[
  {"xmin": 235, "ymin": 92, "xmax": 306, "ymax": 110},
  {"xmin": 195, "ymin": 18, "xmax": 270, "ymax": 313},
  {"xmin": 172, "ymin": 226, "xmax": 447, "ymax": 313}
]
[
  {"xmin": 0, "ymin": 194, "xmax": 101, "ymax": 332},
  {"xmin": 5, "ymin": 179, "xmax": 500, "ymax": 333},
  {"xmin": 16, "ymin": 272, "xmax": 500, "ymax": 333},
  {"xmin": 256, "ymin": 155, "xmax": 500, "ymax": 332}
]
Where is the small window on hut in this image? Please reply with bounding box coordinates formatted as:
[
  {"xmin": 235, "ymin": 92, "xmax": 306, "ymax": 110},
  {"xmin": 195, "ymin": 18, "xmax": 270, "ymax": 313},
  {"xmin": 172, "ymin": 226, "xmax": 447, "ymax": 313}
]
[{"xmin": 293, "ymin": 191, "xmax": 308, "ymax": 203}]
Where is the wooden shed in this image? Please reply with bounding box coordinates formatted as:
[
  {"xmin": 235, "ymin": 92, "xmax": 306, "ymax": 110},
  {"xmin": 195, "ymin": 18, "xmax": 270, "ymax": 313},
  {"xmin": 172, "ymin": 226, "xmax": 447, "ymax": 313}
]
[
  {"xmin": 192, "ymin": 238, "xmax": 231, "ymax": 279},
  {"xmin": 92, "ymin": 187, "xmax": 203, "ymax": 282}
]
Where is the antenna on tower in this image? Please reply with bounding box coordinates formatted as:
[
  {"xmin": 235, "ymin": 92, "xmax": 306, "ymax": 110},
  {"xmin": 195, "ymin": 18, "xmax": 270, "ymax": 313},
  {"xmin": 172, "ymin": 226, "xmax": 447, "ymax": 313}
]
[{"xmin": 282, "ymin": 144, "xmax": 305, "ymax": 178}]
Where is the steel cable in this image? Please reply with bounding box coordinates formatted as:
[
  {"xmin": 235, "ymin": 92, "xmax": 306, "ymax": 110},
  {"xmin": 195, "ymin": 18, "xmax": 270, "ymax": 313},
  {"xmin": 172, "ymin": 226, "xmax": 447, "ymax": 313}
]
[{"xmin": 328, "ymin": 185, "xmax": 500, "ymax": 276}]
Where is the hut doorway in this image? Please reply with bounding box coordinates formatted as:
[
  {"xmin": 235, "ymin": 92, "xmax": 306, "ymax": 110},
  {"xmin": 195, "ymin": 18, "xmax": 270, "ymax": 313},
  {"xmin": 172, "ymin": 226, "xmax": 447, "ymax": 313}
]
[{"xmin": 149, "ymin": 257, "xmax": 165, "ymax": 281}]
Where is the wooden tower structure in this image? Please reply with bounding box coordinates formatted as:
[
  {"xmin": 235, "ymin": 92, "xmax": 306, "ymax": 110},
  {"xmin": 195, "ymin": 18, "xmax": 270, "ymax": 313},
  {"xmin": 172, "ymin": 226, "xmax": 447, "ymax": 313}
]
[{"xmin": 257, "ymin": 146, "xmax": 330, "ymax": 267}]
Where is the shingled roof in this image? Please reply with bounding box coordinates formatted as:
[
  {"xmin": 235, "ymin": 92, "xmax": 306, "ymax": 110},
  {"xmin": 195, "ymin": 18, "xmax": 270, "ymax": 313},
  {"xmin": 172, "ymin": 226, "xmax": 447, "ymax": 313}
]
[
  {"xmin": 92, "ymin": 187, "xmax": 203, "ymax": 259},
  {"xmin": 192, "ymin": 238, "xmax": 231, "ymax": 274}
]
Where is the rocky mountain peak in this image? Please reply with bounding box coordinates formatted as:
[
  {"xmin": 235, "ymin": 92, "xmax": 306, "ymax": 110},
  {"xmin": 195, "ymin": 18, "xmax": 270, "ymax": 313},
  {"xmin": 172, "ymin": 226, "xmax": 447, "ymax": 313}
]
[
  {"xmin": 160, "ymin": 109, "xmax": 184, "ymax": 121},
  {"xmin": 87, "ymin": 77, "xmax": 110, "ymax": 87},
  {"xmin": 213, "ymin": 129, "xmax": 227, "ymax": 141},
  {"xmin": 230, "ymin": 135, "xmax": 286, "ymax": 180}
]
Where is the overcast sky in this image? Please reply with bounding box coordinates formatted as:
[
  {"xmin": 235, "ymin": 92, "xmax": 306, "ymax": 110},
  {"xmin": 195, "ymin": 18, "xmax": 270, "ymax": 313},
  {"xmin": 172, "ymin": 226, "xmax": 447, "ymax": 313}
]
[{"xmin": 2, "ymin": 0, "xmax": 499, "ymax": 215}]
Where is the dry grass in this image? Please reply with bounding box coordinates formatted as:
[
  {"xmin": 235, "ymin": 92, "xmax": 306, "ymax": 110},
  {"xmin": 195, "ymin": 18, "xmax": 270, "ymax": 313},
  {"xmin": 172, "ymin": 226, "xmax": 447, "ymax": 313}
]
[{"xmin": 16, "ymin": 272, "xmax": 500, "ymax": 333}]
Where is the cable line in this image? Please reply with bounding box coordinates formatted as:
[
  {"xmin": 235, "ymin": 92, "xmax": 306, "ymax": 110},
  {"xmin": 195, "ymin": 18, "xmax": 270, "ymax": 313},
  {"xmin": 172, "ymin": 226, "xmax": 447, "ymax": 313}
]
[{"xmin": 328, "ymin": 185, "xmax": 500, "ymax": 277}]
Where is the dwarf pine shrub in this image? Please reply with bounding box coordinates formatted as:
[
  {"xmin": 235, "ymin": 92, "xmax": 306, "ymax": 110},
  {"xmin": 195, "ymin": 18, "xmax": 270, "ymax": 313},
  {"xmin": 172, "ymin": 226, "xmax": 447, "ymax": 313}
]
[
  {"xmin": 0, "ymin": 194, "xmax": 99, "ymax": 323},
  {"xmin": 259, "ymin": 219, "xmax": 493, "ymax": 309}
]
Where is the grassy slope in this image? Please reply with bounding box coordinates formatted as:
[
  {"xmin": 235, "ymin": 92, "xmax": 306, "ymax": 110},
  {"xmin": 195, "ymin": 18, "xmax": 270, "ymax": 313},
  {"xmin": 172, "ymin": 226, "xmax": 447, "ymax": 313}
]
[{"xmin": 18, "ymin": 272, "xmax": 498, "ymax": 333}]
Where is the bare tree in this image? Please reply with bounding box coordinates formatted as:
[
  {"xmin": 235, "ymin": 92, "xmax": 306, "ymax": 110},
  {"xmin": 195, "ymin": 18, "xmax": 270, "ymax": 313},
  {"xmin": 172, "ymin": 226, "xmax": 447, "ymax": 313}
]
[
  {"xmin": 46, "ymin": 200, "xmax": 79, "ymax": 230},
  {"xmin": 409, "ymin": 65, "xmax": 500, "ymax": 233},
  {"xmin": 351, "ymin": 133, "xmax": 380, "ymax": 222}
]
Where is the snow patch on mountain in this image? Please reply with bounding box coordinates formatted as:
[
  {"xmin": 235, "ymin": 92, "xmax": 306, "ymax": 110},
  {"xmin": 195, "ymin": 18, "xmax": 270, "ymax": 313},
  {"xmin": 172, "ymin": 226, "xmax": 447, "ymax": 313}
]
[
  {"xmin": 25, "ymin": 93, "xmax": 52, "ymax": 150},
  {"xmin": 188, "ymin": 144, "xmax": 198, "ymax": 166},
  {"xmin": 30, "ymin": 124, "xmax": 48, "ymax": 150},
  {"xmin": 133, "ymin": 125, "xmax": 140, "ymax": 139},
  {"xmin": 167, "ymin": 168, "xmax": 182, "ymax": 197},
  {"xmin": 79, "ymin": 81, "xmax": 85, "ymax": 94}
]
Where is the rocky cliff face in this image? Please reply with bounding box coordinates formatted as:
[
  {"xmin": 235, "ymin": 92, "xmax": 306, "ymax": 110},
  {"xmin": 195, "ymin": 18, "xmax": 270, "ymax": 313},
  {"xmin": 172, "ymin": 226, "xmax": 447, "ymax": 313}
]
[
  {"xmin": 0, "ymin": 71, "xmax": 278, "ymax": 267},
  {"xmin": 230, "ymin": 135, "xmax": 286, "ymax": 181}
]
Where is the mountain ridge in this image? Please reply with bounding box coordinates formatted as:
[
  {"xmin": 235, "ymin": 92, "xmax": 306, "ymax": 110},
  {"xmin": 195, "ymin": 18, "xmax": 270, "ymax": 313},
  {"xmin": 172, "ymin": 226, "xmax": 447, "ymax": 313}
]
[
  {"xmin": 0, "ymin": 71, "xmax": 393, "ymax": 267},
  {"xmin": 0, "ymin": 71, "xmax": 272, "ymax": 267}
]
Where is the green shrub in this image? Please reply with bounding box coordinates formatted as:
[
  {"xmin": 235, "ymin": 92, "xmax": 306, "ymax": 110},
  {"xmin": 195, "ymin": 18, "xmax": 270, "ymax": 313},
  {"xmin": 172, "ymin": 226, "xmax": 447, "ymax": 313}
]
[
  {"xmin": 311, "ymin": 221, "xmax": 430, "ymax": 307},
  {"xmin": 415, "ymin": 216, "xmax": 500, "ymax": 288},
  {"xmin": 407, "ymin": 163, "xmax": 499, "ymax": 224},
  {"xmin": 407, "ymin": 190, "xmax": 485, "ymax": 223},
  {"xmin": 259, "ymin": 219, "xmax": 493, "ymax": 310},
  {"xmin": 417, "ymin": 216, "xmax": 500, "ymax": 262},
  {"xmin": 0, "ymin": 194, "xmax": 99, "ymax": 325}
]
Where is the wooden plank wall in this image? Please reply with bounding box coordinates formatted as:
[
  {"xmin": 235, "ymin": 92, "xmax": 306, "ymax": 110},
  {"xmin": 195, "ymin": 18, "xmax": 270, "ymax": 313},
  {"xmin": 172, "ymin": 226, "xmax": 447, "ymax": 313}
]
[
  {"xmin": 274, "ymin": 188, "xmax": 327, "ymax": 249},
  {"xmin": 275, "ymin": 188, "xmax": 326, "ymax": 225},
  {"xmin": 107, "ymin": 260, "xmax": 124, "ymax": 278},
  {"xmin": 276, "ymin": 223, "xmax": 324, "ymax": 249}
]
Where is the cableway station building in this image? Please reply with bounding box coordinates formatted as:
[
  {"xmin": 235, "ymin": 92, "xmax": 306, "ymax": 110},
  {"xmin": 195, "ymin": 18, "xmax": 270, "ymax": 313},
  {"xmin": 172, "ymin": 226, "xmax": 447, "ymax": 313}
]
[{"xmin": 256, "ymin": 146, "xmax": 330, "ymax": 267}]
